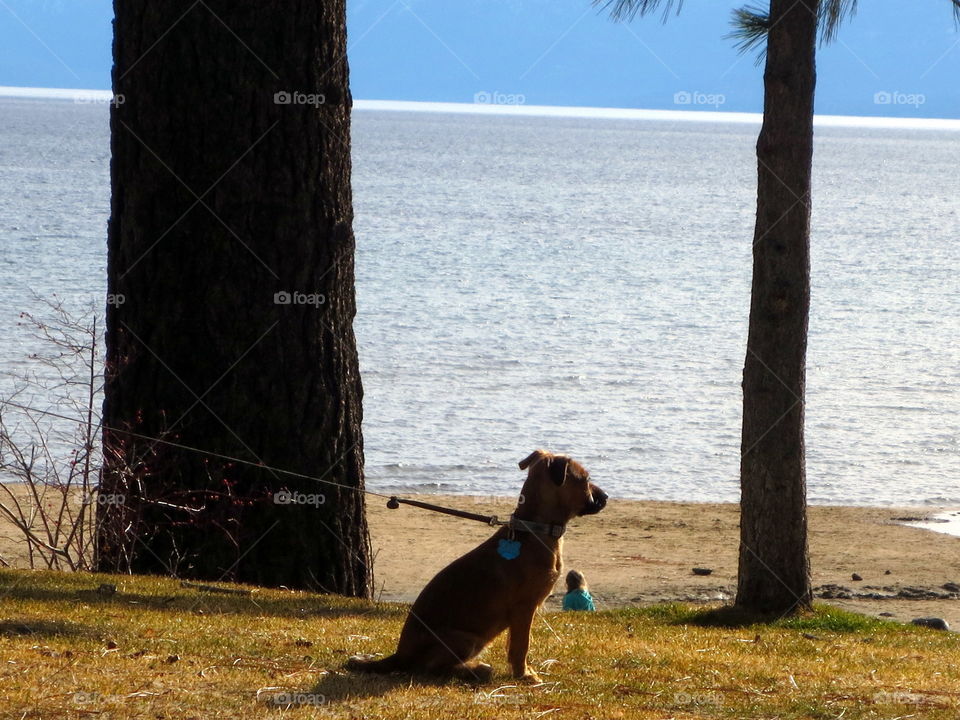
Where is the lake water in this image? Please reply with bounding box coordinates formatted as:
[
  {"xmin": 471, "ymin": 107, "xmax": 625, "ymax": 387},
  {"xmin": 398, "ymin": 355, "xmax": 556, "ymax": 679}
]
[{"xmin": 1, "ymin": 97, "xmax": 958, "ymax": 506}]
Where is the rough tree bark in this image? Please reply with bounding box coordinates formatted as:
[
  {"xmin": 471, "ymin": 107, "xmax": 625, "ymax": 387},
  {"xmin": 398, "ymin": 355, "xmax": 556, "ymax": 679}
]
[
  {"xmin": 97, "ymin": 0, "xmax": 372, "ymax": 596},
  {"xmin": 736, "ymin": 0, "xmax": 819, "ymax": 614}
]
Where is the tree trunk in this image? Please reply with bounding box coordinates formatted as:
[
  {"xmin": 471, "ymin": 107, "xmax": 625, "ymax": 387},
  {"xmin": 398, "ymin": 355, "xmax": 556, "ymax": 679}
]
[
  {"xmin": 736, "ymin": 0, "xmax": 819, "ymax": 614},
  {"xmin": 97, "ymin": 0, "xmax": 372, "ymax": 597}
]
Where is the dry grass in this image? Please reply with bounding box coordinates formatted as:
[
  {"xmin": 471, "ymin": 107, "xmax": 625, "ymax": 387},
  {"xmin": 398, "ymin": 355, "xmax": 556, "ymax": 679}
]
[{"xmin": 1, "ymin": 568, "xmax": 958, "ymax": 719}]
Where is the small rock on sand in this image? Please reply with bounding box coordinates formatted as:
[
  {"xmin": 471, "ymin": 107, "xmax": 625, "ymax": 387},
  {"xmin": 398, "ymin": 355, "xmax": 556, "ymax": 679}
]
[
  {"xmin": 851, "ymin": 573, "xmax": 862, "ymax": 581},
  {"xmin": 692, "ymin": 567, "xmax": 713, "ymax": 576}
]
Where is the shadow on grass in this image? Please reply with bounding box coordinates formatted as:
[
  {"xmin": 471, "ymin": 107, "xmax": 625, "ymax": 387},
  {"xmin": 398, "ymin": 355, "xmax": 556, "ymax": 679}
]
[
  {"xmin": 0, "ymin": 618, "xmax": 102, "ymax": 640},
  {"xmin": 258, "ymin": 664, "xmax": 485, "ymax": 708},
  {"xmin": 619, "ymin": 602, "xmax": 892, "ymax": 632},
  {"xmin": 301, "ymin": 667, "xmax": 463, "ymax": 705},
  {"xmin": 0, "ymin": 569, "xmax": 408, "ymax": 621}
]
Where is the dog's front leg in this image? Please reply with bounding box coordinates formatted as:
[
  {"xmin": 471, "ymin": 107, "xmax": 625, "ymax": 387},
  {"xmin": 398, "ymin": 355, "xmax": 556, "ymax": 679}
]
[{"xmin": 507, "ymin": 609, "xmax": 541, "ymax": 683}]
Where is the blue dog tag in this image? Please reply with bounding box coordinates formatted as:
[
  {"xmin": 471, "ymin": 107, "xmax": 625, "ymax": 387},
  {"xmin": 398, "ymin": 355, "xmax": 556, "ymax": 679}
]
[{"xmin": 498, "ymin": 538, "xmax": 521, "ymax": 560}]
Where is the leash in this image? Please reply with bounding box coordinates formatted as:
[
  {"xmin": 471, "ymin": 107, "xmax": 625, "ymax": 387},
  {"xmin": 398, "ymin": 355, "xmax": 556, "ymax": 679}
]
[
  {"xmin": 386, "ymin": 496, "xmax": 507, "ymax": 526},
  {"xmin": 386, "ymin": 496, "xmax": 566, "ymax": 538}
]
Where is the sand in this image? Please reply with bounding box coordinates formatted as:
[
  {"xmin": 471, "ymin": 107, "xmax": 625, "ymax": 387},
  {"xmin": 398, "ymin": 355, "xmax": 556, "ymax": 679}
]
[
  {"xmin": 3, "ymin": 485, "xmax": 958, "ymax": 628},
  {"xmin": 367, "ymin": 495, "xmax": 960, "ymax": 627}
]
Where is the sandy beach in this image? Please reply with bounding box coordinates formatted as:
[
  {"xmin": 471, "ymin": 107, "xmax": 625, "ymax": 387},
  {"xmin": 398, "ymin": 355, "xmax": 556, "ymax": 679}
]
[
  {"xmin": 367, "ymin": 495, "xmax": 960, "ymax": 627},
  {"xmin": 2, "ymin": 487, "xmax": 958, "ymax": 627}
]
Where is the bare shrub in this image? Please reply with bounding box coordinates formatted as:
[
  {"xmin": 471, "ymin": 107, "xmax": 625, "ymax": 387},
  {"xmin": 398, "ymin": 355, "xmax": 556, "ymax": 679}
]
[{"xmin": 0, "ymin": 296, "xmax": 103, "ymax": 570}]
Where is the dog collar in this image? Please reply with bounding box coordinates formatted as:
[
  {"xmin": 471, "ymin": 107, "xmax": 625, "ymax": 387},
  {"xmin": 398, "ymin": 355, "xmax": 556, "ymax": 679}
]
[{"xmin": 508, "ymin": 517, "xmax": 566, "ymax": 538}]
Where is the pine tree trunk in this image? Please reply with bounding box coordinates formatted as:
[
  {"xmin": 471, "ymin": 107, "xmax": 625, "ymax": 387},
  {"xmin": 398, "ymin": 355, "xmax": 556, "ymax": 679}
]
[
  {"xmin": 736, "ymin": 0, "xmax": 819, "ymax": 614},
  {"xmin": 97, "ymin": 0, "xmax": 372, "ymax": 597}
]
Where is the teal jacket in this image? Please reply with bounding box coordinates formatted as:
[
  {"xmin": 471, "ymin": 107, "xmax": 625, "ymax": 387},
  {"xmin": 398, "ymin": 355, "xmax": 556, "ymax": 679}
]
[{"xmin": 562, "ymin": 588, "xmax": 595, "ymax": 611}]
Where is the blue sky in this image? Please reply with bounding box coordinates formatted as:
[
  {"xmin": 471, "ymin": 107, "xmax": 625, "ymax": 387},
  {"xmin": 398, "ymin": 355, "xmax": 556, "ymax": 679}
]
[{"xmin": 2, "ymin": 0, "xmax": 958, "ymax": 118}]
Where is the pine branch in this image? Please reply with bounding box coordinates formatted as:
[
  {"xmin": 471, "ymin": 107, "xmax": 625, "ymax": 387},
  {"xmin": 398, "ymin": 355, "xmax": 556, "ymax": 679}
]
[
  {"xmin": 728, "ymin": 5, "xmax": 770, "ymax": 64},
  {"xmin": 820, "ymin": 0, "xmax": 857, "ymax": 44},
  {"xmin": 594, "ymin": 0, "xmax": 683, "ymax": 23}
]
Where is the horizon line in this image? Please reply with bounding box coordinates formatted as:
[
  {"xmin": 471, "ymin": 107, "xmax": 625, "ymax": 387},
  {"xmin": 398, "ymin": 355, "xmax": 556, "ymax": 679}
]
[{"xmin": 2, "ymin": 85, "xmax": 959, "ymax": 132}]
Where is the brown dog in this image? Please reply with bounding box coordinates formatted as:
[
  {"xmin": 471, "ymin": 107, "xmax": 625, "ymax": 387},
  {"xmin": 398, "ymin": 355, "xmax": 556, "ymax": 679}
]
[{"xmin": 347, "ymin": 449, "xmax": 607, "ymax": 682}]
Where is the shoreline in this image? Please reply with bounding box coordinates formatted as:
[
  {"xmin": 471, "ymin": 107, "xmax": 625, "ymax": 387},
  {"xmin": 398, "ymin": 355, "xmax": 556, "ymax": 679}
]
[
  {"xmin": 902, "ymin": 509, "xmax": 960, "ymax": 538},
  {"xmin": 365, "ymin": 492, "xmax": 960, "ymax": 534},
  {"xmin": 4, "ymin": 88, "xmax": 960, "ymax": 131}
]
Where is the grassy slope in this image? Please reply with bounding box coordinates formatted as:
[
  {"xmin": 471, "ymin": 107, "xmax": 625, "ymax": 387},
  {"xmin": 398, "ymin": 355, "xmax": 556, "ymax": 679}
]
[{"xmin": 1, "ymin": 569, "xmax": 958, "ymax": 719}]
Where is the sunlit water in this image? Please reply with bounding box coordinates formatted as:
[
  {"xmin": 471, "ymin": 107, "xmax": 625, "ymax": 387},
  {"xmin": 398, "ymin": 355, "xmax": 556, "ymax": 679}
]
[{"xmin": 1, "ymin": 98, "xmax": 958, "ymax": 505}]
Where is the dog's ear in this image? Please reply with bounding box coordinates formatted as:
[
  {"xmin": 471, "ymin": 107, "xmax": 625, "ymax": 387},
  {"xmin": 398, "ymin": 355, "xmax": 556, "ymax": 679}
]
[
  {"xmin": 548, "ymin": 457, "xmax": 569, "ymax": 486},
  {"xmin": 518, "ymin": 449, "xmax": 548, "ymax": 470}
]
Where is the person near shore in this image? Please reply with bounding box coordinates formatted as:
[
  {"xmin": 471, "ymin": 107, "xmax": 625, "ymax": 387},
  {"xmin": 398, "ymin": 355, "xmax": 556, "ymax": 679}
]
[{"xmin": 562, "ymin": 569, "xmax": 595, "ymax": 611}]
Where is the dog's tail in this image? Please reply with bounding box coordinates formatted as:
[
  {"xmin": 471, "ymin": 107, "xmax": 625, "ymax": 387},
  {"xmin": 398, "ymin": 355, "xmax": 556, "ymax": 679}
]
[{"xmin": 346, "ymin": 653, "xmax": 403, "ymax": 674}]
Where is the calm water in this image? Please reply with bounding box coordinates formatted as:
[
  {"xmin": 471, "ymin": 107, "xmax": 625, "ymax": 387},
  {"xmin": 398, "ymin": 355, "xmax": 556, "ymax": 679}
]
[{"xmin": 1, "ymin": 98, "xmax": 958, "ymax": 505}]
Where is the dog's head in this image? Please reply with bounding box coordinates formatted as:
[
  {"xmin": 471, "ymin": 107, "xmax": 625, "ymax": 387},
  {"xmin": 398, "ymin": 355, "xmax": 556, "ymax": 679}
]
[{"xmin": 517, "ymin": 449, "xmax": 607, "ymax": 522}]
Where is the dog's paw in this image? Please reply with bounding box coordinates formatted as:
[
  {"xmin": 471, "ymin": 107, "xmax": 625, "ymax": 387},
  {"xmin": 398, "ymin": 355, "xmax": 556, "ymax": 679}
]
[
  {"xmin": 471, "ymin": 663, "xmax": 494, "ymax": 683},
  {"xmin": 517, "ymin": 670, "xmax": 543, "ymax": 684},
  {"xmin": 454, "ymin": 662, "xmax": 493, "ymax": 684},
  {"xmin": 346, "ymin": 653, "xmax": 386, "ymax": 672}
]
